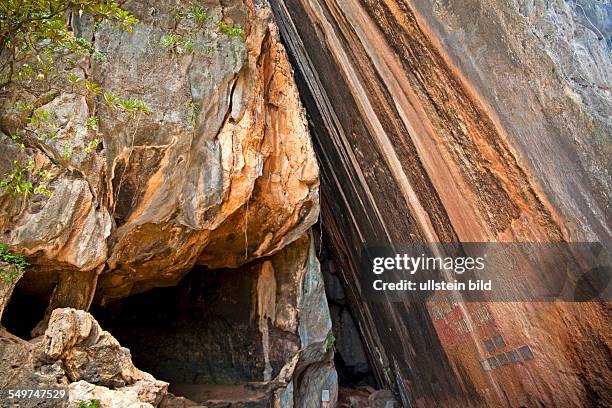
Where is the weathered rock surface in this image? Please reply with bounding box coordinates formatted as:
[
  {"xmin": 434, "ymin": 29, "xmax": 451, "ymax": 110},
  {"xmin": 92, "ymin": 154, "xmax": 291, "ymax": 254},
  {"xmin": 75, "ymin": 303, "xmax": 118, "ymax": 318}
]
[
  {"xmin": 42, "ymin": 308, "xmax": 147, "ymax": 389},
  {"xmin": 0, "ymin": 0, "xmax": 319, "ymax": 307},
  {"xmin": 4, "ymin": 0, "xmax": 609, "ymax": 406},
  {"xmin": 68, "ymin": 381, "xmax": 154, "ymax": 408},
  {"xmin": 0, "ymin": 0, "xmax": 339, "ymax": 406},
  {"xmin": 270, "ymin": 0, "xmax": 611, "ymax": 406},
  {"xmin": 0, "ymin": 262, "xmax": 21, "ymax": 320},
  {"xmin": 0, "ymin": 0, "xmax": 340, "ymax": 406},
  {"xmin": 337, "ymin": 388, "xmax": 397, "ymax": 408},
  {"xmin": 0, "ymin": 308, "xmax": 168, "ymax": 407},
  {"xmin": 94, "ymin": 233, "xmax": 336, "ymax": 407},
  {"xmin": 0, "ymin": 328, "xmax": 68, "ymax": 408}
]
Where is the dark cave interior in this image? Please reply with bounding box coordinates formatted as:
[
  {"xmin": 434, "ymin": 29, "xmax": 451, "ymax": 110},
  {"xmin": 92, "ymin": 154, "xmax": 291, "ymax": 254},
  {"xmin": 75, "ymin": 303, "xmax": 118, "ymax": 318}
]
[
  {"xmin": 1, "ymin": 270, "xmax": 56, "ymax": 340},
  {"xmin": 1, "ymin": 226, "xmax": 376, "ymax": 404}
]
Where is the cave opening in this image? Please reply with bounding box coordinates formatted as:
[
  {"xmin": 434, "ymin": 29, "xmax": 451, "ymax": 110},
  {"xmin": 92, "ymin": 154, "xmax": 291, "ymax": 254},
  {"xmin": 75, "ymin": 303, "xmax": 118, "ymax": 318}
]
[
  {"xmin": 92, "ymin": 264, "xmax": 289, "ymax": 405},
  {"xmin": 313, "ymin": 228, "xmax": 377, "ymax": 392},
  {"xmin": 1, "ymin": 270, "xmax": 57, "ymax": 340},
  {"xmin": 84, "ymin": 226, "xmax": 378, "ymax": 405},
  {"xmin": 0, "ymin": 225, "xmax": 385, "ymax": 403},
  {"xmin": 0, "ymin": 230, "xmax": 378, "ymax": 406}
]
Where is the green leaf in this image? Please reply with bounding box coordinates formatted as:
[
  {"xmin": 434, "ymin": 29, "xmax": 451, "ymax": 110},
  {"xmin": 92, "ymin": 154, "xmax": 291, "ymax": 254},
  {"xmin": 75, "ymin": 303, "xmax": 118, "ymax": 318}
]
[
  {"xmin": 189, "ymin": 6, "xmax": 208, "ymax": 25},
  {"xmin": 160, "ymin": 33, "xmax": 178, "ymax": 49},
  {"xmin": 86, "ymin": 115, "xmax": 99, "ymax": 130},
  {"xmin": 218, "ymin": 21, "xmax": 244, "ymax": 39}
]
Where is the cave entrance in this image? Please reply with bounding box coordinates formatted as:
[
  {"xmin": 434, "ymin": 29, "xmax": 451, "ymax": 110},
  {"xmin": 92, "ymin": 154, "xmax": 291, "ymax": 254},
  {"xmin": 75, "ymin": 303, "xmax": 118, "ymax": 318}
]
[
  {"xmin": 1, "ymin": 270, "xmax": 57, "ymax": 339},
  {"xmin": 92, "ymin": 265, "xmax": 294, "ymax": 406},
  {"xmin": 90, "ymin": 226, "xmax": 379, "ymax": 405}
]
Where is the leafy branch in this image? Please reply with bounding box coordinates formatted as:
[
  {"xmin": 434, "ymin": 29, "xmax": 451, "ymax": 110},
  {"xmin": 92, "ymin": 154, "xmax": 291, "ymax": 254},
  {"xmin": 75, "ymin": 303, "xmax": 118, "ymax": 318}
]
[
  {"xmin": 0, "ymin": 1, "xmax": 151, "ymax": 199},
  {"xmin": 0, "ymin": 0, "xmax": 139, "ymax": 87},
  {"xmin": 0, "ymin": 243, "xmax": 28, "ymax": 282},
  {"xmin": 218, "ymin": 21, "xmax": 244, "ymax": 38}
]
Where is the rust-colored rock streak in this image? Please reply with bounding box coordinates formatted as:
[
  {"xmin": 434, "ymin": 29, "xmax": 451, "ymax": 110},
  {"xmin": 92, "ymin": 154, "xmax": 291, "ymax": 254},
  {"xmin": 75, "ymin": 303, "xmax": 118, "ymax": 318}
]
[{"xmin": 270, "ymin": 0, "xmax": 611, "ymax": 406}]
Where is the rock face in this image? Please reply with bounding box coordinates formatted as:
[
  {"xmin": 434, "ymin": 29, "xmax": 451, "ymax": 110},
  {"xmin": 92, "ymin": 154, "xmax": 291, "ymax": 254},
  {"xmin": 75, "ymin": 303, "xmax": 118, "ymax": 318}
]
[
  {"xmin": 42, "ymin": 308, "xmax": 145, "ymax": 389},
  {"xmin": 0, "ymin": 0, "xmax": 319, "ymax": 307},
  {"xmin": 270, "ymin": 0, "xmax": 611, "ymax": 406},
  {"xmin": 0, "ymin": 0, "xmax": 335, "ymax": 406},
  {"xmin": 93, "ymin": 234, "xmax": 337, "ymax": 408},
  {"xmin": 0, "ymin": 308, "xmax": 168, "ymax": 407},
  {"xmin": 69, "ymin": 381, "xmax": 155, "ymax": 408},
  {"xmin": 2, "ymin": 0, "xmax": 610, "ymax": 406}
]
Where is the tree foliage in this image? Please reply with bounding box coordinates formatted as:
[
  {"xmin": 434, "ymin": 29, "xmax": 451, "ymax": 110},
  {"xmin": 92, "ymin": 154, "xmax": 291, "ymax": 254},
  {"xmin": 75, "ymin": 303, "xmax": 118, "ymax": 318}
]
[
  {"xmin": 1, "ymin": 0, "xmax": 138, "ymax": 85},
  {"xmin": 0, "ymin": 0, "xmax": 149, "ymax": 198},
  {"xmin": 0, "ymin": 243, "xmax": 28, "ymax": 282}
]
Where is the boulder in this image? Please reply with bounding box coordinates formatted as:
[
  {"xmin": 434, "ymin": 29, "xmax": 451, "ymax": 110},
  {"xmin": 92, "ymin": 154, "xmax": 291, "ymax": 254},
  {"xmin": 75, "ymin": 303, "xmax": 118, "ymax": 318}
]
[{"xmin": 0, "ymin": 309, "xmax": 167, "ymax": 408}]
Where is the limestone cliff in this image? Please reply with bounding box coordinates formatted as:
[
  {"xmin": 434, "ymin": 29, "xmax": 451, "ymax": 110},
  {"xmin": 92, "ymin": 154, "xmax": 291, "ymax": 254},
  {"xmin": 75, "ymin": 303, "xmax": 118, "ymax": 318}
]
[
  {"xmin": 0, "ymin": 0, "xmax": 332, "ymax": 407},
  {"xmin": 1, "ymin": 0, "xmax": 611, "ymax": 407},
  {"xmin": 0, "ymin": 0, "xmax": 319, "ymax": 306}
]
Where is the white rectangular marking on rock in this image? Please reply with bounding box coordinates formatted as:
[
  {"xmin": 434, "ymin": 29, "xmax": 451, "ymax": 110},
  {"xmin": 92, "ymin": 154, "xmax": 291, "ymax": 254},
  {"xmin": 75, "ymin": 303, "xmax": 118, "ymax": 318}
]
[{"xmin": 321, "ymin": 389, "xmax": 330, "ymax": 402}]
